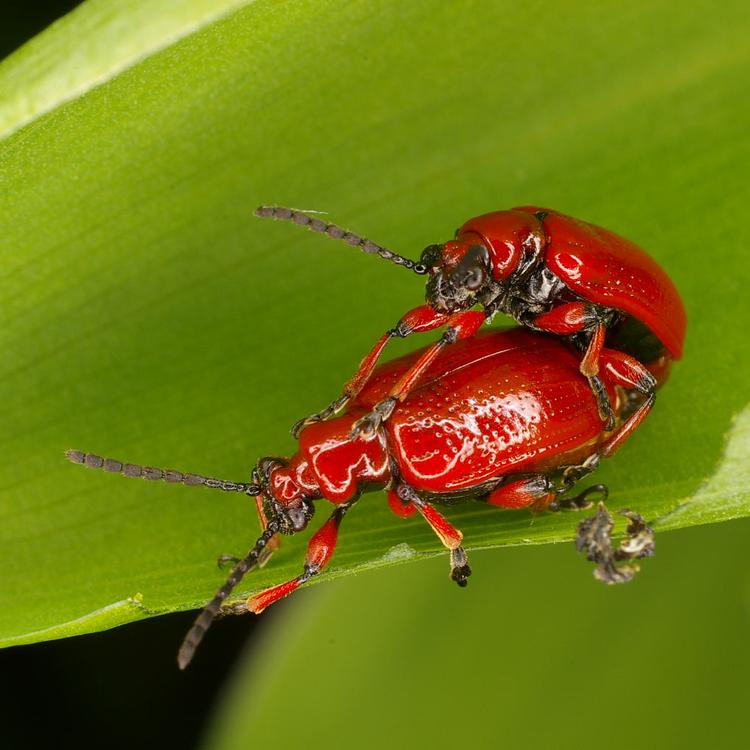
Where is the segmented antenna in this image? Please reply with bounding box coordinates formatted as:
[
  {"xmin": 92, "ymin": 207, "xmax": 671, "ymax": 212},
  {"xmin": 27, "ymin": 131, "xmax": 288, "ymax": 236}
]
[
  {"xmin": 255, "ymin": 205, "xmax": 428, "ymax": 274},
  {"xmin": 65, "ymin": 450, "xmax": 259, "ymax": 494},
  {"xmin": 177, "ymin": 522, "xmax": 280, "ymax": 670}
]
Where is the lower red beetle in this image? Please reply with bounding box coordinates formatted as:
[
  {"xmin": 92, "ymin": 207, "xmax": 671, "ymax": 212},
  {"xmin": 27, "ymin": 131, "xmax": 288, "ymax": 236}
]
[{"xmin": 67, "ymin": 327, "xmax": 659, "ymax": 669}]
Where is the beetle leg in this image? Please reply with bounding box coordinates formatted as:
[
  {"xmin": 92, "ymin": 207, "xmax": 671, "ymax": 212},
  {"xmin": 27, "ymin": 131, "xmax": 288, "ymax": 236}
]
[
  {"xmin": 350, "ymin": 309, "xmax": 487, "ymax": 439},
  {"xmin": 587, "ymin": 373, "xmax": 614, "ymax": 429},
  {"xmin": 486, "ymin": 459, "xmax": 606, "ymax": 513},
  {"xmin": 599, "ymin": 349, "xmax": 657, "ymax": 457},
  {"xmin": 393, "ymin": 485, "xmax": 472, "ymax": 586},
  {"xmin": 558, "ymin": 452, "xmax": 601, "ymax": 489},
  {"xmin": 291, "ymin": 305, "xmax": 452, "ymax": 438},
  {"xmin": 580, "ymin": 324, "xmax": 617, "ymax": 429},
  {"xmin": 245, "ymin": 499, "xmax": 357, "ymax": 614},
  {"xmin": 217, "ymin": 553, "xmax": 241, "ymax": 569},
  {"xmin": 486, "ymin": 475, "xmax": 557, "ymax": 511},
  {"xmin": 550, "ymin": 483, "xmax": 609, "ymax": 511},
  {"xmin": 290, "ymin": 394, "xmax": 352, "ymax": 440},
  {"xmin": 531, "ymin": 302, "xmax": 615, "ymax": 429},
  {"xmin": 386, "ymin": 488, "xmax": 418, "ymax": 518}
]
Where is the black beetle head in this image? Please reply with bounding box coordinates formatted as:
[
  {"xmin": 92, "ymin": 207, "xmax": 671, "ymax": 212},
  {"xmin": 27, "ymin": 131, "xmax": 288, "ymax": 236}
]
[
  {"xmin": 421, "ymin": 242, "xmax": 492, "ymax": 313},
  {"xmin": 274, "ymin": 497, "xmax": 315, "ymax": 535}
]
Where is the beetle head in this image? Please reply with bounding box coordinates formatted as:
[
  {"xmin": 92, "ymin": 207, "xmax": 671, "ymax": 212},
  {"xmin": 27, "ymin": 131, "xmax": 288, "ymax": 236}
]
[
  {"xmin": 260, "ymin": 484, "xmax": 316, "ymax": 535},
  {"xmin": 421, "ymin": 242, "xmax": 492, "ymax": 313},
  {"xmin": 273, "ymin": 497, "xmax": 315, "ymax": 535},
  {"xmin": 421, "ymin": 210, "xmax": 547, "ymax": 313},
  {"xmin": 255, "ymin": 206, "xmax": 546, "ymax": 315}
]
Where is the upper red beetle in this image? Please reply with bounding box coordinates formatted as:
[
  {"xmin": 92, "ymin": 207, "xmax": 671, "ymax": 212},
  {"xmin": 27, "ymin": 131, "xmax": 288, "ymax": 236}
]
[{"xmin": 256, "ymin": 205, "xmax": 687, "ymax": 448}]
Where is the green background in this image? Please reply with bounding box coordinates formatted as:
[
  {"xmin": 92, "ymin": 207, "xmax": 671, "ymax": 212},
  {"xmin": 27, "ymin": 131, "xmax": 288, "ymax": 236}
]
[{"xmin": 1, "ymin": 1, "xmax": 748, "ymax": 748}]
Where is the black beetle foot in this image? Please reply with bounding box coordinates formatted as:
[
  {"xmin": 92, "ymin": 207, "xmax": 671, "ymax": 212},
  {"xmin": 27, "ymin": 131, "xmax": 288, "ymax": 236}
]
[{"xmin": 450, "ymin": 546, "xmax": 472, "ymax": 587}]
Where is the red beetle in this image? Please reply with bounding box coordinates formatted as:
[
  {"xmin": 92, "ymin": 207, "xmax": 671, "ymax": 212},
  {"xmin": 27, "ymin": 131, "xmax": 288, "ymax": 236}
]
[
  {"xmin": 256, "ymin": 205, "xmax": 686, "ymax": 447},
  {"xmin": 67, "ymin": 327, "xmax": 659, "ymax": 669}
]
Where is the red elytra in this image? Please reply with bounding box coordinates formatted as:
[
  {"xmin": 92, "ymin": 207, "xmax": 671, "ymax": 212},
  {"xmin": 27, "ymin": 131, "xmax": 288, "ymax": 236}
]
[
  {"xmin": 463, "ymin": 207, "xmax": 686, "ymax": 358},
  {"xmin": 255, "ymin": 205, "xmax": 686, "ymax": 450},
  {"xmin": 277, "ymin": 331, "xmax": 615, "ymax": 503},
  {"xmin": 67, "ymin": 327, "xmax": 664, "ymax": 668}
]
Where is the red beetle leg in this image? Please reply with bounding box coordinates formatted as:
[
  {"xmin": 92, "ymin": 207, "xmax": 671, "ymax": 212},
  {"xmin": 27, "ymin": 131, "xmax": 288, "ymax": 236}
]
[
  {"xmin": 583, "ymin": 325, "xmax": 615, "ymax": 428},
  {"xmin": 580, "ymin": 323, "xmax": 606, "ymax": 378},
  {"xmin": 532, "ymin": 301, "xmax": 606, "ymax": 374},
  {"xmin": 396, "ymin": 488, "xmax": 463, "ymax": 549},
  {"xmin": 414, "ymin": 500, "xmax": 463, "ymax": 549},
  {"xmin": 599, "ymin": 349, "xmax": 657, "ymax": 458},
  {"xmin": 532, "ymin": 300, "xmax": 593, "ymax": 336},
  {"xmin": 291, "ymin": 305, "xmax": 451, "ymax": 437},
  {"xmin": 247, "ymin": 499, "xmax": 357, "ymax": 614},
  {"xmin": 532, "ymin": 303, "xmax": 614, "ymax": 427},
  {"xmin": 390, "ymin": 310, "xmax": 486, "ymax": 398},
  {"xmin": 350, "ymin": 310, "xmax": 487, "ymax": 439},
  {"xmin": 387, "ymin": 488, "xmax": 418, "ymax": 518},
  {"xmin": 396, "ymin": 484, "xmax": 471, "ymax": 586},
  {"xmin": 486, "ymin": 475, "xmax": 556, "ymax": 511}
]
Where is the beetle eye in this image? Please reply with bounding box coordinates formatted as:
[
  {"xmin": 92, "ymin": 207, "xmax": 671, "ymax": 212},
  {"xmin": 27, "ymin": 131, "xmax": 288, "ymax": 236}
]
[{"xmin": 420, "ymin": 244, "xmax": 444, "ymax": 268}]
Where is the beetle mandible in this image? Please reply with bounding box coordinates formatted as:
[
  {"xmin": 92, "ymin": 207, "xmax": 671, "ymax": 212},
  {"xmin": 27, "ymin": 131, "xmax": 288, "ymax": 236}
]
[
  {"xmin": 255, "ymin": 206, "xmax": 686, "ymax": 447},
  {"xmin": 67, "ymin": 327, "xmax": 661, "ymax": 669}
]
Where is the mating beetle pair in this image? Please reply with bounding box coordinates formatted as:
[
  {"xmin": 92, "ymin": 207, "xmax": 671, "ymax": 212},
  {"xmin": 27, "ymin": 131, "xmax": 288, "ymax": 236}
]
[{"xmin": 68, "ymin": 206, "xmax": 685, "ymax": 668}]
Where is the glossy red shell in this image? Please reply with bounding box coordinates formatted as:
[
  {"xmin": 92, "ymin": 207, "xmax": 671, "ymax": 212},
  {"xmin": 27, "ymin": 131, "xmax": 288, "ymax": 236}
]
[
  {"xmin": 352, "ymin": 329, "xmax": 618, "ymax": 495},
  {"xmin": 515, "ymin": 206, "xmax": 687, "ymax": 359},
  {"xmin": 294, "ymin": 414, "xmax": 390, "ymax": 502},
  {"xmin": 457, "ymin": 210, "xmax": 545, "ymax": 281}
]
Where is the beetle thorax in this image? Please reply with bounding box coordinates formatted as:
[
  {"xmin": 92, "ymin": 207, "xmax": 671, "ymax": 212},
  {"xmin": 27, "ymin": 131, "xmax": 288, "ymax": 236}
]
[{"xmin": 491, "ymin": 264, "xmax": 569, "ymax": 322}]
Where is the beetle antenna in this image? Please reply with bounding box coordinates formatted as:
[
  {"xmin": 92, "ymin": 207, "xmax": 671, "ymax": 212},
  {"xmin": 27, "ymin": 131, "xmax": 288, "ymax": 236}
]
[
  {"xmin": 177, "ymin": 521, "xmax": 280, "ymax": 669},
  {"xmin": 65, "ymin": 450, "xmax": 259, "ymax": 494},
  {"xmin": 255, "ymin": 205, "xmax": 428, "ymax": 274}
]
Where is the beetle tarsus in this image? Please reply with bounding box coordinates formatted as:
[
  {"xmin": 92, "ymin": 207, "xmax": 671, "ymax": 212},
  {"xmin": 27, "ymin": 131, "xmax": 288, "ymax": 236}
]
[
  {"xmin": 217, "ymin": 554, "xmax": 240, "ymax": 569},
  {"xmin": 588, "ymin": 375, "xmax": 616, "ymax": 430},
  {"xmin": 552, "ymin": 483, "xmax": 608, "ymax": 511},
  {"xmin": 560, "ymin": 453, "xmax": 601, "ymax": 488},
  {"xmin": 215, "ymin": 601, "xmax": 249, "ymax": 618},
  {"xmin": 576, "ymin": 502, "xmax": 654, "ymax": 584},
  {"xmin": 350, "ymin": 397, "xmax": 397, "ymax": 439},
  {"xmin": 450, "ymin": 546, "xmax": 472, "ymax": 587},
  {"xmin": 291, "ymin": 394, "xmax": 351, "ymax": 438}
]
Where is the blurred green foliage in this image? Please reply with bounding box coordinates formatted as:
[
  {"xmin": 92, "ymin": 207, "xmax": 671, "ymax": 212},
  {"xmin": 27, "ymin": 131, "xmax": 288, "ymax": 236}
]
[{"xmin": 204, "ymin": 518, "xmax": 750, "ymax": 750}]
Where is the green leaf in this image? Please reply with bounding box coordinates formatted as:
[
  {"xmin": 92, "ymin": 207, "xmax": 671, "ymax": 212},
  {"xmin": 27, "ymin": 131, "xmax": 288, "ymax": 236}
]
[
  {"xmin": 0, "ymin": 0, "xmax": 251, "ymax": 139},
  {"xmin": 1, "ymin": 0, "xmax": 749, "ymax": 647}
]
